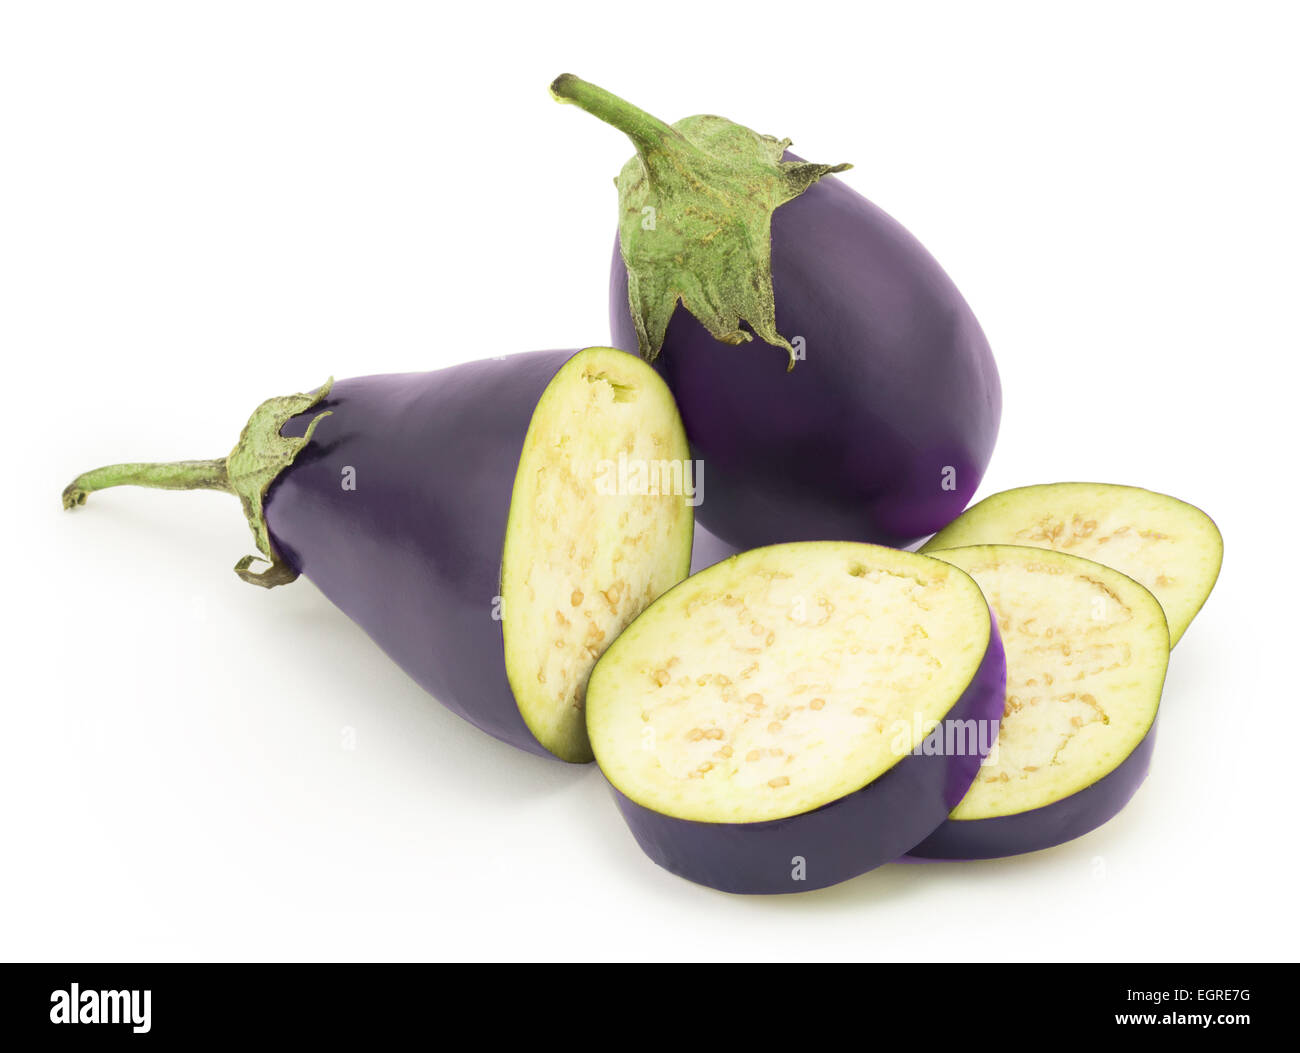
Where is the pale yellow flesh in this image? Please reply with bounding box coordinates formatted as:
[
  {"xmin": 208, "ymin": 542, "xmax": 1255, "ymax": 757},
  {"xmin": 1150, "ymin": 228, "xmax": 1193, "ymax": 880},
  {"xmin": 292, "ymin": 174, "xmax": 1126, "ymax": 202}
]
[
  {"xmin": 501, "ymin": 348, "xmax": 693, "ymax": 763},
  {"xmin": 587, "ymin": 543, "xmax": 992, "ymax": 823},
  {"xmin": 923, "ymin": 483, "xmax": 1222, "ymax": 646},
  {"xmin": 929, "ymin": 546, "xmax": 1168, "ymax": 821}
]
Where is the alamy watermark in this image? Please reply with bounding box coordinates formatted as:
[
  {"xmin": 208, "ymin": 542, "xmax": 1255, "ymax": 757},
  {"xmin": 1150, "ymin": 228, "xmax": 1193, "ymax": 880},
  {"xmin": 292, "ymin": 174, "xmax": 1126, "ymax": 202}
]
[
  {"xmin": 891, "ymin": 714, "xmax": 1000, "ymax": 764},
  {"xmin": 594, "ymin": 451, "xmax": 703, "ymax": 506},
  {"xmin": 50, "ymin": 984, "xmax": 151, "ymax": 1033}
]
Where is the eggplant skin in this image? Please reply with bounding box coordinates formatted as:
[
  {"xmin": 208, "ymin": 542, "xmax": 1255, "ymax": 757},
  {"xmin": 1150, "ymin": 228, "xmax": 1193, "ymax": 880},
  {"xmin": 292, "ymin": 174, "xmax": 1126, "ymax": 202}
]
[
  {"xmin": 907, "ymin": 722, "xmax": 1157, "ymax": 860},
  {"xmin": 610, "ymin": 163, "xmax": 1001, "ymax": 550},
  {"xmin": 269, "ymin": 351, "xmax": 571, "ymax": 758},
  {"xmin": 608, "ymin": 622, "xmax": 1006, "ymax": 895}
]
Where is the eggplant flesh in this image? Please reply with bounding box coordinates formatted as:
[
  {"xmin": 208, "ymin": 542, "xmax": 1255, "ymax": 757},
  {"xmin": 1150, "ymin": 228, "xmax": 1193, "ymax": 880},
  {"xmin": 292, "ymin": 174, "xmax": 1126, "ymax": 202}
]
[
  {"xmin": 272, "ymin": 347, "xmax": 694, "ymax": 762},
  {"xmin": 586, "ymin": 542, "xmax": 1006, "ymax": 892},
  {"xmin": 499, "ymin": 350, "xmax": 695, "ymax": 758},
  {"xmin": 908, "ymin": 545, "xmax": 1169, "ymax": 860},
  {"xmin": 922, "ymin": 482, "xmax": 1222, "ymax": 646}
]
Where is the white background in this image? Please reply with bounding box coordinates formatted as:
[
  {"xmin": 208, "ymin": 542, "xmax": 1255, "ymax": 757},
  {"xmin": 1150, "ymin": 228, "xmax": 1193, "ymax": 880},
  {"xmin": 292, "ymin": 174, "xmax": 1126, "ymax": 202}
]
[{"xmin": 3, "ymin": 1, "xmax": 1297, "ymax": 962}]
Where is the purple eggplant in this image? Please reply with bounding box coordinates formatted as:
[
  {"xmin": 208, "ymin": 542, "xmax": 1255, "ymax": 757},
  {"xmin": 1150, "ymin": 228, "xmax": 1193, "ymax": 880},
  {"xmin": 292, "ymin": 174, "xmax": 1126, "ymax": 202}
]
[
  {"xmin": 62, "ymin": 348, "xmax": 696, "ymax": 762},
  {"xmin": 585, "ymin": 542, "xmax": 1006, "ymax": 893},
  {"xmin": 907, "ymin": 545, "xmax": 1169, "ymax": 860},
  {"xmin": 551, "ymin": 74, "xmax": 1001, "ymax": 550}
]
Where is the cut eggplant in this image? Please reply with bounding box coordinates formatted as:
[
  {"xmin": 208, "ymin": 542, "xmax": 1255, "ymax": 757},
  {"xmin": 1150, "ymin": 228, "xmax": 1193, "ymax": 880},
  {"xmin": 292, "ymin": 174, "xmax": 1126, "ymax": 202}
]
[
  {"xmin": 63, "ymin": 347, "xmax": 695, "ymax": 763},
  {"xmin": 908, "ymin": 545, "xmax": 1169, "ymax": 860},
  {"xmin": 922, "ymin": 482, "xmax": 1221, "ymax": 646},
  {"xmin": 585, "ymin": 542, "xmax": 1006, "ymax": 893}
]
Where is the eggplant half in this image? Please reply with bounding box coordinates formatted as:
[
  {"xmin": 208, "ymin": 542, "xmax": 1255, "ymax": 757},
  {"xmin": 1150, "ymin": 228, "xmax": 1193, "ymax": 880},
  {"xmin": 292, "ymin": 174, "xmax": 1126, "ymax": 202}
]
[
  {"xmin": 908, "ymin": 545, "xmax": 1169, "ymax": 860},
  {"xmin": 923, "ymin": 482, "xmax": 1222, "ymax": 646},
  {"xmin": 551, "ymin": 74, "xmax": 1001, "ymax": 550},
  {"xmin": 62, "ymin": 347, "xmax": 695, "ymax": 762},
  {"xmin": 585, "ymin": 543, "xmax": 1006, "ymax": 893}
]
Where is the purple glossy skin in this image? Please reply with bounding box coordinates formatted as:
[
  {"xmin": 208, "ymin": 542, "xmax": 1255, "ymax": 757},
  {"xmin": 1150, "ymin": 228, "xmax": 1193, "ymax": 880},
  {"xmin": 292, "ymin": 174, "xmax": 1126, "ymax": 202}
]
[
  {"xmin": 269, "ymin": 350, "xmax": 574, "ymax": 758},
  {"xmin": 906, "ymin": 720, "xmax": 1158, "ymax": 860},
  {"xmin": 610, "ymin": 619, "xmax": 1006, "ymax": 894},
  {"xmin": 610, "ymin": 162, "xmax": 1001, "ymax": 550}
]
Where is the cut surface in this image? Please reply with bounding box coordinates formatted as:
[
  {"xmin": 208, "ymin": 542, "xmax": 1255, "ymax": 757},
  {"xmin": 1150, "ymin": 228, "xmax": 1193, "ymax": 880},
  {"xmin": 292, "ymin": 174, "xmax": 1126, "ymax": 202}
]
[
  {"xmin": 501, "ymin": 347, "xmax": 694, "ymax": 762},
  {"xmin": 923, "ymin": 482, "xmax": 1221, "ymax": 646},
  {"xmin": 928, "ymin": 546, "xmax": 1167, "ymax": 821},
  {"xmin": 586, "ymin": 543, "xmax": 992, "ymax": 823}
]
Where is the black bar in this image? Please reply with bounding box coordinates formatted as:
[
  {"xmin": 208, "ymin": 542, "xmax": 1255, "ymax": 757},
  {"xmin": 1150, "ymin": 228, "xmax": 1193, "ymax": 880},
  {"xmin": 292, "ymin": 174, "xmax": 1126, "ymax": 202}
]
[{"xmin": 0, "ymin": 964, "xmax": 1285, "ymax": 1042}]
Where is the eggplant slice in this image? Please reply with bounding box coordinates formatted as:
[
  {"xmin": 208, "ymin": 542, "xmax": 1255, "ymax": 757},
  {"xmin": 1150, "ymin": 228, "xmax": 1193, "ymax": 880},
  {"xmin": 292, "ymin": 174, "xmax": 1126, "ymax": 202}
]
[
  {"xmin": 922, "ymin": 482, "xmax": 1221, "ymax": 646},
  {"xmin": 586, "ymin": 542, "xmax": 1006, "ymax": 893},
  {"xmin": 909, "ymin": 545, "xmax": 1169, "ymax": 859}
]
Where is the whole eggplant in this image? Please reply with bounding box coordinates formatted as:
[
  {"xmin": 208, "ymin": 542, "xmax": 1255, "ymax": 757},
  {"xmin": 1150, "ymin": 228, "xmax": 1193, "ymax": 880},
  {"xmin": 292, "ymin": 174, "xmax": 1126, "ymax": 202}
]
[
  {"xmin": 62, "ymin": 348, "xmax": 695, "ymax": 762},
  {"xmin": 553, "ymin": 74, "xmax": 1001, "ymax": 550}
]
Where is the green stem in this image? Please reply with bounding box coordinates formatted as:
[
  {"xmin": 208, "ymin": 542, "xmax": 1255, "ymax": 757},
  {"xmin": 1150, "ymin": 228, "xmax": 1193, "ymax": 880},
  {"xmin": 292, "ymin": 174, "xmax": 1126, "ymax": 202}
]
[
  {"xmin": 549, "ymin": 74, "xmax": 685, "ymax": 158},
  {"xmin": 62, "ymin": 378, "xmax": 333, "ymax": 588},
  {"xmin": 549, "ymin": 74, "xmax": 849, "ymax": 364},
  {"xmin": 62, "ymin": 458, "xmax": 231, "ymax": 509}
]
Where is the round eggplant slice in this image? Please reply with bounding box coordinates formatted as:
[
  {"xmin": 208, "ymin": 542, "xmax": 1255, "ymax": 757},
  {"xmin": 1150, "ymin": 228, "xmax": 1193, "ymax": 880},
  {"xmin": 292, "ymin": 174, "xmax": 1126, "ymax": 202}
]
[
  {"xmin": 922, "ymin": 482, "xmax": 1222, "ymax": 646},
  {"xmin": 908, "ymin": 545, "xmax": 1169, "ymax": 860},
  {"xmin": 586, "ymin": 543, "xmax": 1007, "ymax": 893}
]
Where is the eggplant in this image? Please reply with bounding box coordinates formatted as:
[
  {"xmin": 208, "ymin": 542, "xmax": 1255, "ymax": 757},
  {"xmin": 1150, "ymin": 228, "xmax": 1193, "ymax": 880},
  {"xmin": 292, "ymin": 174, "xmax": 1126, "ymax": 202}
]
[
  {"xmin": 550, "ymin": 74, "xmax": 1001, "ymax": 550},
  {"xmin": 585, "ymin": 542, "xmax": 1006, "ymax": 893},
  {"xmin": 922, "ymin": 482, "xmax": 1222, "ymax": 646},
  {"xmin": 62, "ymin": 347, "xmax": 695, "ymax": 762},
  {"xmin": 908, "ymin": 545, "xmax": 1169, "ymax": 860}
]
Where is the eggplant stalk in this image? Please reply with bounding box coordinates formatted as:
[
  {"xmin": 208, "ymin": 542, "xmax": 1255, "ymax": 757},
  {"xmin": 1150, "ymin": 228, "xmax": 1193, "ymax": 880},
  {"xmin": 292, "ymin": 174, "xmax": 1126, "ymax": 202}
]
[
  {"xmin": 61, "ymin": 379, "xmax": 333, "ymax": 588},
  {"xmin": 550, "ymin": 73, "xmax": 850, "ymax": 366}
]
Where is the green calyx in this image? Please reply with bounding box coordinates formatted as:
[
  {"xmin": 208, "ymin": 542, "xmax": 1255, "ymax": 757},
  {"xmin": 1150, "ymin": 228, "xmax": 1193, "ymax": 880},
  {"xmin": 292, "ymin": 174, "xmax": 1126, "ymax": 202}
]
[
  {"xmin": 550, "ymin": 74, "xmax": 850, "ymax": 368},
  {"xmin": 62, "ymin": 380, "xmax": 333, "ymax": 588}
]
